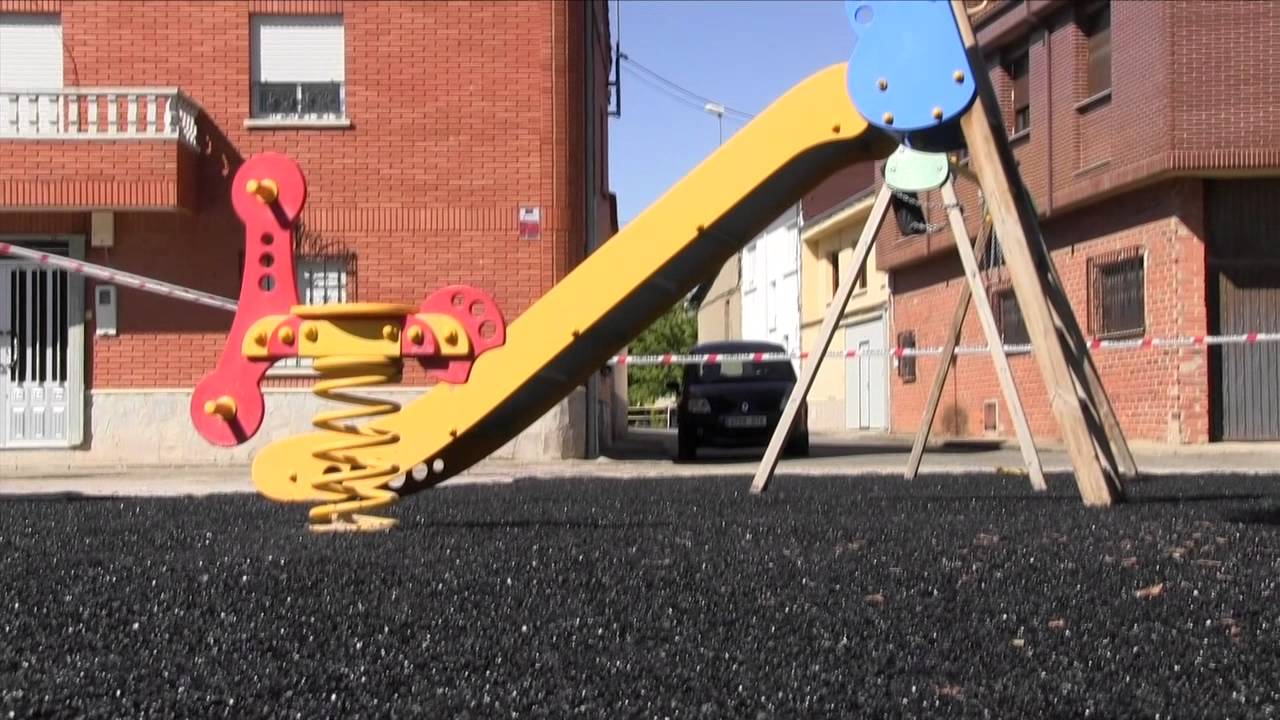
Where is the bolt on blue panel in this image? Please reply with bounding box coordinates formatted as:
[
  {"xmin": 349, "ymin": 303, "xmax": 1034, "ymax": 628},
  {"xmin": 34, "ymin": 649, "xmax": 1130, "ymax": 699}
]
[{"xmin": 845, "ymin": 0, "xmax": 976, "ymax": 151}]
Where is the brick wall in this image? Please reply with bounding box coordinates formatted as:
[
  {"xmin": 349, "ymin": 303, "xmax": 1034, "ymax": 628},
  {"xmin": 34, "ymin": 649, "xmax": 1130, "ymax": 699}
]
[
  {"xmin": 0, "ymin": 142, "xmax": 195, "ymax": 209},
  {"xmin": 868, "ymin": 0, "xmax": 1280, "ymax": 445},
  {"xmin": 1170, "ymin": 0, "xmax": 1280, "ymax": 159},
  {"xmin": 801, "ymin": 160, "xmax": 877, "ymax": 223},
  {"xmin": 889, "ymin": 179, "xmax": 1210, "ymax": 444},
  {"xmin": 876, "ymin": 0, "xmax": 1280, "ymax": 274},
  {"xmin": 0, "ymin": 0, "xmax": 611, "ymax": 390}
]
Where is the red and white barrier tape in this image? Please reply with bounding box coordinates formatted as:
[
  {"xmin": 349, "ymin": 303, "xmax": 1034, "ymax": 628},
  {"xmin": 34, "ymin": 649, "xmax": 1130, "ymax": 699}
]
[
  {"xmin": 5, "ymin": 243, "xmax": 1277, "ymax": 365},
  {"xmin": 0, "ymin": 242, "xmax": 238, "ymax": 313},
  {"xmin": 608, "ymin": 332, "xmax": 1280, "ymax": 367}
]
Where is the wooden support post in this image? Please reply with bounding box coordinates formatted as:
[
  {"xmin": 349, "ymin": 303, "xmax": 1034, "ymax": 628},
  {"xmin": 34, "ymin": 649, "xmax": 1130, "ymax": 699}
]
[
  {"xmin": 750, "ymin": 184, "xmax": 893, "ymax": 494},
  {"xmin": 904, "ymin": 215, "xmax": 991, "ymax": 480},
  {"xmin": 1040, "ymin": 261, "xmax": 1140, "ymax": 479},
  {"xmin": 938, "ymin": 178, "xmax": 1046, "ymax": 490},
  {"xmin": 950, "ymin": 0, "xmax": 1123, "ymax": 506}
]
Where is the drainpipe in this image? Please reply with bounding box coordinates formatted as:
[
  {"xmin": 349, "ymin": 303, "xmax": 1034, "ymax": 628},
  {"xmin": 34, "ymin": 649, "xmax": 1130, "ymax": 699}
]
[
  {"xmin": 584, "ymin": 0, "xmax": 600, "ymax": 458},
  {"xmin": 1043, "ymin": 19, "xmax": 1053, "ymax": 216}
]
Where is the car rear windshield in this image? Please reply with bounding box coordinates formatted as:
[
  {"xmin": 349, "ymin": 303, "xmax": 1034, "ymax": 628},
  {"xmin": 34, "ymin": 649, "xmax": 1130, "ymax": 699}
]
[{"xmin": 686, "ymin": 359, "xmax": 796, "ymax": 384}]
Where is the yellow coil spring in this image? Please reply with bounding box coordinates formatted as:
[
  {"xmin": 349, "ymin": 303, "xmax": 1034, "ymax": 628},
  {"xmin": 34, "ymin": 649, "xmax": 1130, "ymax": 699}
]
[{"xmin": 305, "ymin": 355, "xmax": 404, "ymax": 532}]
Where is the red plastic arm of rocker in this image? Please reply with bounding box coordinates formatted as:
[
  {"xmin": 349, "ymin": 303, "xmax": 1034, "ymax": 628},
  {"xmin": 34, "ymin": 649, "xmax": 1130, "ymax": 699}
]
[
  {"xmin": 416, "ymin": 284, "xmax": 508, "ymax": 384},
  {"xmin": 190, "ymin": 153, "xmax": 306, "ymax": 447}
]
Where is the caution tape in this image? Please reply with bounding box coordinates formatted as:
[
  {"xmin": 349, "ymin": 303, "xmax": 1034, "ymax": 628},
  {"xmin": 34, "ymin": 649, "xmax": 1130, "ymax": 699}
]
[
  {"xmin": 609, "ymin": 332, "xmax": 1280, "ymax": 367},
  {"xmin": 5, "ymin": 242, "xmax": 1278, "ymax": 364}
]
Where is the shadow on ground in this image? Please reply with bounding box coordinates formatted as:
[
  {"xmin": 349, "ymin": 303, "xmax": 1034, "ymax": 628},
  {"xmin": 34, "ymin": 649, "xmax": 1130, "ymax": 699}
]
[{"xmin": 603, "ymin": 427, "xmax": 1006, "ymax": 464}]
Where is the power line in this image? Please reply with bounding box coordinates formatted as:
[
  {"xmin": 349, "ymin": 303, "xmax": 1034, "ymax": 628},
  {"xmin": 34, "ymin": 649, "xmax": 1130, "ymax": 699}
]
[
  {"xmin": 622, "ymin": 64, "xmax": 732, "ymax": 117},
  {"xmin": 620, "ymin": 53, "xmax": 756, "ymax": 121}
]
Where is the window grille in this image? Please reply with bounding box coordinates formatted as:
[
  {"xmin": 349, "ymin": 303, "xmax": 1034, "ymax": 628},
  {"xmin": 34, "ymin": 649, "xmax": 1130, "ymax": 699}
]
[
  {"xmin": 992, "ymin": 286, "xmax": 1029, "ymax": 345},
  {"xmin": 1088, "ymin": 246, "xmax": 1145, "ymax": 338}
]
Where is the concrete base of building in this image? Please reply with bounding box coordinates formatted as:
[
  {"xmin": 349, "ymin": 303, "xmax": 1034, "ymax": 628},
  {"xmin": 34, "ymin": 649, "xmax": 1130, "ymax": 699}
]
[{"xmin": 1, "ymin": 386, "xmax": 587, "ymax": 470}]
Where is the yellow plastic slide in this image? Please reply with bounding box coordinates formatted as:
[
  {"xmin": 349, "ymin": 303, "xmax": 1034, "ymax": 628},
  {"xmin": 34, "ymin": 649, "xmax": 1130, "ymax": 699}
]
[{"xmin": 252, "ymin": 62, "xmax": 896, "ymax": 501}]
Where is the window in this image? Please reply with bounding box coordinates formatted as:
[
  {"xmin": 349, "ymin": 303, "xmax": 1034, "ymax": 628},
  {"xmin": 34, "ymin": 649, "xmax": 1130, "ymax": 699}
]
[
  {"xmin": 897, "ymin": 330, "xmax": 916, "ymax": 383},
  {"xmin": 1005, "ymin": 50, "xmax": 1030, "ymax": 134},
  {"xmin": 767, "ymin": 278, "xmax": 777, "ymax": 331},
  {"xmin": 272, "ymin": 256, "xmax": 350, "ymax": 370},
  {"xmin": 993, "ymin": 287, "xmax": 1029, "ymax": 345},
  {"xmin": 828, "ymin": 250, "xmax": 866, "ymax": 300},
  {"xmin": 983, "ymin": 399, "xmax": 999, "ymax": 432},
  {"xmin": 230, "ymin": 251, "xmax": 350, "ymax": 371},
  {"xmin": 1080, "ymin": 1, "xmax": 1111, "ymax": 97},
  {"xmin": 1088, "ymin": 247, "xmax": 1144, "ymax": 338},
  {"xmin": 250, "ymin": 15, "xmax": 346, "ymax": 120}
]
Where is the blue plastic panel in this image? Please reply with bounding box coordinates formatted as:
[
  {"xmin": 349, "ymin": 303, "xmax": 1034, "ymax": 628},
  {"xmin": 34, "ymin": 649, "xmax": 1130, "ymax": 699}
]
[{"xmin": 845, "ymin": 0, "xmax": 976, "ymax": 151}]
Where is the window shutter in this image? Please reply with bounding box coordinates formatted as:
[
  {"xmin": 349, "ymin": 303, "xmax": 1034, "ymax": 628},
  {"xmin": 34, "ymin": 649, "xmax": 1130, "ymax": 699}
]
[
  {"xmin": 1011, "ymin": 62, "xmax": 1029, "ymax": 112},
  {"xmin": 1087, "ymin": 32, "xmax": 1111, "ymax": 95},
  {"xmin": 0, "ymin": 15, "xmax": 64, "ymax": 89},
  {"xmin": 251, "ymin": 16, "xmax": 345, "ymax": 83},
  {"xmin": 1082, "ymin": 2, "xmax": 1111, "ymax": 96}
]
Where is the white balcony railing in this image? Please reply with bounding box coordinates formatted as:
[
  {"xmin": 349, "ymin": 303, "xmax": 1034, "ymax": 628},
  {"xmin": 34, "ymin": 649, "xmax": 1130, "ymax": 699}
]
[{"xmin": 0, "ymin": 88, "xmax": 199, "ymax": 148}]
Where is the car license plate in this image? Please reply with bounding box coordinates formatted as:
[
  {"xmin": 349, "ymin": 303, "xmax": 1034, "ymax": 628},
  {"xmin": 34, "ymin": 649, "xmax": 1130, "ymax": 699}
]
[{"xmin": 725, "ymin": 415, "xmax": 767, "ymax": 428}]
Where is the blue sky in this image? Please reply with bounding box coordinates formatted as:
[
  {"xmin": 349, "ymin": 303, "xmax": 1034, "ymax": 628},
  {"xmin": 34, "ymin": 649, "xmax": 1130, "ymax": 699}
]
[{"xmin": 608, "ymin": 0, "xmax": 853, "ymax": 226}]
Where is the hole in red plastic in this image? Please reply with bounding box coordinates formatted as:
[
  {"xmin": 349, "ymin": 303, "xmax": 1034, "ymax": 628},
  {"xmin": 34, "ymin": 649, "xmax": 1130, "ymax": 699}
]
[
  {"xmin": 259, "ymin": 252, "xmax": 274, "ymax": 268},
  {"xmin": 452, "ymin": 293, "xmax": 466, "ymax": 307},
  {"xmin": 470, "ymin": 301, "xmax": 486, "ymax": 317},
  {"xmin": 259, "ymin": 274, "xmax": 276, "ymax": 291},
  {"xmin": 261, "ymin": 232, "xmax": 274, "ymax": 246},
  {"xmin": 480, "ymin": 321, "xmax": 496, "ymax": 339}
]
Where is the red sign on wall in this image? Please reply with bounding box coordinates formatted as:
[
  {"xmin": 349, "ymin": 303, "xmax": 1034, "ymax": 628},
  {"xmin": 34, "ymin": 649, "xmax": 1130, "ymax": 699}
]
[{"xmin": 518, "ymin": 206, "xmax": 541, "ymax": 241}]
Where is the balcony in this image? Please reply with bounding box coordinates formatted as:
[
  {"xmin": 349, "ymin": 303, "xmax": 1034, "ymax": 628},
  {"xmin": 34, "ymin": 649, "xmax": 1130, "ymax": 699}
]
[{"xmin": 1, "ymin": 88, "xmax": 204, "ymax": 212}]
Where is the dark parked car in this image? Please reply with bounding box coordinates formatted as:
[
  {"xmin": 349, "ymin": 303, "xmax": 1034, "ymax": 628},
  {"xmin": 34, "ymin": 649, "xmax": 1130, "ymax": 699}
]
[{"xmin": 668, "ymin": 340, "xmax": 809, "ymax": 461}]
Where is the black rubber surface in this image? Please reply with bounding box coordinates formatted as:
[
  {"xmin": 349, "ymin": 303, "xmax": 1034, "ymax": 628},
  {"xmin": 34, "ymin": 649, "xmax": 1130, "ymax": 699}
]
[{"xmin": 2, "ymin": 472, "xmax": 1279, "ymax": 718}]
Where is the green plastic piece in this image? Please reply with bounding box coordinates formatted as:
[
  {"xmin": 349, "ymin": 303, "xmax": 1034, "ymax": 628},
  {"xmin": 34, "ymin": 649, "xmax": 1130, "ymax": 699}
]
[{"xmin": 883, "ymin": 145, "xmax": 950, "ymax": 193}]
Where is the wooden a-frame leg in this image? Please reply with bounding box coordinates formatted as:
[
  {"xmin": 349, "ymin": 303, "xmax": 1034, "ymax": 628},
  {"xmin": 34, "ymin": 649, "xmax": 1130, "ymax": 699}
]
[
  {"xmin": 1040, "ymin": 261, "xmax": 1140, "ymax": 479},
  {"xmin": 750, "ymin": 184, "xmax": 894, "ymax": 494},
  {"xmin": 948, "ymin": 17, "xmax": 1133, "ymax": 481},
  {"xmin": 938, "ymin": 178, "xmax": 1046, "ymax": 491},
  {"xmin": 950, "ymin": 0, "xmax": 1123, "ymax": 506},
  {"xmin": 903, "ymin": 216, "xmax": 992, "ymax": 481}
]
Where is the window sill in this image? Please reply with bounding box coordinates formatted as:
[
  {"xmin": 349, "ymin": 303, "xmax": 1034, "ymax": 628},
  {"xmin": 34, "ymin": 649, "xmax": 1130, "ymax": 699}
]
[
  {"xmin": 1074, "ymin": 88, "xmax": 1112, "ymax": 113},
  {"xmin": 1093, "ymin": 329, "xmax": 1146, "ymax": 342},
  {"xmin": 1009, "ymin": 128, "xmax": 1031, "ymax": 144},
  {"xmin": 826, "ymin": 288, "xmax": 868, "ymax": 307},
  {"xmin": 244, "ymin": 118, "xmax": 353, "ymax": 130}
]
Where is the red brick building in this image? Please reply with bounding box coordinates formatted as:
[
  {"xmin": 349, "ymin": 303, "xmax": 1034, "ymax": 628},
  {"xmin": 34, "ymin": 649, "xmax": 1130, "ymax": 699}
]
[
  {"xmin": 811, "ymin": 0, "xmax": 1280, "ymax": 444},
  {"xmin": 0, "ymin": 0, "xmax": 617, "ymax": 463}
]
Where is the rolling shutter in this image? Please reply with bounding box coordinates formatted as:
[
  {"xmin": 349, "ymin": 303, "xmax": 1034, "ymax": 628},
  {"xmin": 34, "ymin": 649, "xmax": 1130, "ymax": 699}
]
[
  {"xmin": 0, "ymin": 14, "xmax": 64, "ymax": 89},
  {"xmin": 250, "ymin": 15, "xmax": 345, "ymax": 83}
]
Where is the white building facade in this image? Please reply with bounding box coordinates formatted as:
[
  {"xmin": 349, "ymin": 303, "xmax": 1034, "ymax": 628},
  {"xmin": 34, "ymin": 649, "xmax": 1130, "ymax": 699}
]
[{"xmin": 740, "ymin": 204, "xmax": 802, "ymax": 364}]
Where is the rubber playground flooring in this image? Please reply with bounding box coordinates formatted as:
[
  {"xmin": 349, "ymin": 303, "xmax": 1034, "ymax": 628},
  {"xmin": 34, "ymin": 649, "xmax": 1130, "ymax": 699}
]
[{"xmin": 2, "ymin": 473, "xmax": 1278, "ymax": 718}]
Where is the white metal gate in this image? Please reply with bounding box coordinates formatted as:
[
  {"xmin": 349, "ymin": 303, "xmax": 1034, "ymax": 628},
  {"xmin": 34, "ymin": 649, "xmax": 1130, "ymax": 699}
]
[{"xmin": 1, "ymin": 240, "xmax": 83, "ymax": 448}]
